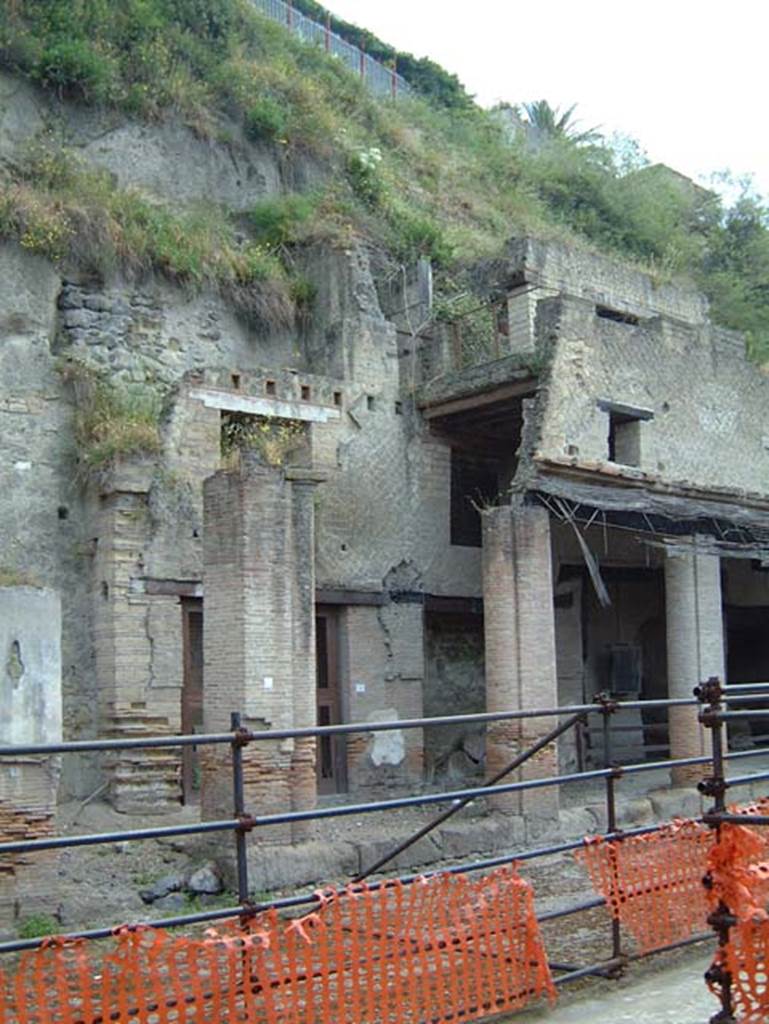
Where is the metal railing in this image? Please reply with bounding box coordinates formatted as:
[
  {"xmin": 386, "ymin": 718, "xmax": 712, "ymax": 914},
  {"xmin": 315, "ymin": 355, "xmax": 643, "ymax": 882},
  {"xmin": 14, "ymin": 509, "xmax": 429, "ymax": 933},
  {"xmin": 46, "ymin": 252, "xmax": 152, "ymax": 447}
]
[
  {"xmin": 250, "ymin": 0, "xmax": 411, "ymax": 99},
  {"xmin": 2, "ymin": 689, "xmax": 769, "ymax": 1014}
]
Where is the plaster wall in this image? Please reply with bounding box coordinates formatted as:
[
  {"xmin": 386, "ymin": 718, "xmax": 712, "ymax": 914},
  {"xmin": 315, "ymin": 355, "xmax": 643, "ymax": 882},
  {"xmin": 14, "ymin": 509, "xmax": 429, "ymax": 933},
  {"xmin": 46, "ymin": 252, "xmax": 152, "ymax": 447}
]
[{"xmin": 535, "ymin": 297, "xmax": 769, "ymax": 496}]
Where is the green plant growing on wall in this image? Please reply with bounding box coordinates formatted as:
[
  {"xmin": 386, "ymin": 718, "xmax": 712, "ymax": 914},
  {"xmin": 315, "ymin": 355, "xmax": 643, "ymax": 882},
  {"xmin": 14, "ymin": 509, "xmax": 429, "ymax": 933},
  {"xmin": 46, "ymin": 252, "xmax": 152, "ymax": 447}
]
[
  {"xmin": 0, "ymin": 566, "xmax": 40, "ymax": 588},
  {"xmin": 244, "ymin": 96, "xmax": 287, "ymax": 142},
  {"xmin": 220, "ymin": 412, "xmax": 307, "ymax": 467},
  {"xmin": 347, "ymin": 146, "xmax": 385, "ymax": 208},
  {"xmin": 60, "ymin": 360, "xmax": 164, "ymax": 470}
]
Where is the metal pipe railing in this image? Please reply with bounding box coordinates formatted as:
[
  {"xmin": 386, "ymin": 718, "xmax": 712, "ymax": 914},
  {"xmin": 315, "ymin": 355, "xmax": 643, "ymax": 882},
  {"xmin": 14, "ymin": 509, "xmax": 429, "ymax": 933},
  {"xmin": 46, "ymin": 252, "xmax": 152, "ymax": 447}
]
[{"xmin": 2, "ymin": 681, "xmax": 769, "ymax": 1007}]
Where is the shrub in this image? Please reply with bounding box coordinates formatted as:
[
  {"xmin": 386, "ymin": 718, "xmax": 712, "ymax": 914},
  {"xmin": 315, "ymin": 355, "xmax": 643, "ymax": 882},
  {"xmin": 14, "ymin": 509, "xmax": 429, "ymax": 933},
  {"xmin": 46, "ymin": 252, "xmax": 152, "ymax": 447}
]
[
  {"xmin": 250, "ymin": 195, "xmax": 318, "ymax": 249},
  {"xmin": 244, "ymin": 97, "xmax": 287, "ymax": 142},
  {"xmin": 387, "ymin": 205, "xmax": 454, "ymax": 267},
  {"xmin": 35, "ymin": 37, "xmax": 116, "ymax": 102},
  {"xmin": 347, "ymin": 147, "xmax": 385, "ymax": 208},
  {"xmin": 221, "ymin": 413, "xmax": 307, "ymax": 466},
  {"xmin": 61, "ymin": 361, "xmax": 164, "ymax": 470}
]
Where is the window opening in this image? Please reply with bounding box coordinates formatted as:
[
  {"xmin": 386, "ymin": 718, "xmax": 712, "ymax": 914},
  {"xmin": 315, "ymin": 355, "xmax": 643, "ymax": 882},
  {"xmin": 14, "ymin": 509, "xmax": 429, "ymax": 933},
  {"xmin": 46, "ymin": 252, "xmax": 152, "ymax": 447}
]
[
  {"xmin": 608, "ymin": 411, "xmax": 642, "ymax": 467},
  {"xmin": 596, "ymin": 305, "xmax": 640, "ymax": 325}
]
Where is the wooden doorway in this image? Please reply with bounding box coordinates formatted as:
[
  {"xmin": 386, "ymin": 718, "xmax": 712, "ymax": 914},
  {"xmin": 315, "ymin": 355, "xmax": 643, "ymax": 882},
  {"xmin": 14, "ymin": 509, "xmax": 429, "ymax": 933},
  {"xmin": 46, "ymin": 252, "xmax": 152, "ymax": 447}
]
[
  {"xmin": 181, "ymin": 598, "xmax": 204, "ymax": 804},
  {"xmin": 316, "ymin": 607, "xmax": 347, "ymax": 794}
]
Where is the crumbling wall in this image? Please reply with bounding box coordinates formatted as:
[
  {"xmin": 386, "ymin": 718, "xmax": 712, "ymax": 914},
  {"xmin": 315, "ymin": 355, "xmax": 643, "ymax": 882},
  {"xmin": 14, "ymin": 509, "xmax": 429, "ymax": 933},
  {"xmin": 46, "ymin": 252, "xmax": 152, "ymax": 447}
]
[
  {"xmin": 424, "ymin": 613, "xmax": 485, "ymax": 781},
  {"xmin": 0, "ymin": 586, "xmax": 61, "ymax": 931},
  {"xmin": 534, "ymin": 295, "xmax": 769, "ymax": 496}
]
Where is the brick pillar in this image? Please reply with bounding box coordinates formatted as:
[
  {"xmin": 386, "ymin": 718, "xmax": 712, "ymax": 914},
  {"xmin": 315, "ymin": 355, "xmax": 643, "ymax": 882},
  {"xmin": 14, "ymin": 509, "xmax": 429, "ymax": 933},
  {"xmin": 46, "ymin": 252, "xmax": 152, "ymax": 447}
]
[
  {"xmin": 202, "ymin": 456, "xmax": 320, "ymax": 845},
  {"xmin": 92, "ymin": 458, "xmax": 179, "ymax": 813},
  {"xmin": 665, "ymin": 541, "xmax": 724, "ymax": 785},
  {"xmin": 0, "ymin": 587, "xmax": 62, "ymax": 931},
  {"xmin": 482, "ymin": 505, "xmax": 559, "ymax": 831}
]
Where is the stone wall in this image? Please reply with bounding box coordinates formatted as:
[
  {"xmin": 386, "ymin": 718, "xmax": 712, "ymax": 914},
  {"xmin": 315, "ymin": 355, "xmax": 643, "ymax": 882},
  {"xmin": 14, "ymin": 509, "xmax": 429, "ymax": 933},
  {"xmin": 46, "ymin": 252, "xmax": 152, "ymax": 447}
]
[
  {"xmin": 424, "ymin": 613, "xmax": 485, "ymax": 781},
  {"xmin": 0, "ymin": 587, "xmax": 61, "ymax": 930},
  {"xmin": 533, "ymin": 296, "xmax": 769, "ymax": 497}
]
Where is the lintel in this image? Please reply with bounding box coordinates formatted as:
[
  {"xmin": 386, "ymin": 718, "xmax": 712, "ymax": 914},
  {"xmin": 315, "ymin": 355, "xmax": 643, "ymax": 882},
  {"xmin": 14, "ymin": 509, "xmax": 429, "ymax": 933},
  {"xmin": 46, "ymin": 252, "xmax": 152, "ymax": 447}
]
[
  {"xmin": 189, "ymin": 387, "xmax": 341, "ymax": 424},
  {"xmin": 596, "ymin": 398, "xmax": 654, "ymax": 421}
]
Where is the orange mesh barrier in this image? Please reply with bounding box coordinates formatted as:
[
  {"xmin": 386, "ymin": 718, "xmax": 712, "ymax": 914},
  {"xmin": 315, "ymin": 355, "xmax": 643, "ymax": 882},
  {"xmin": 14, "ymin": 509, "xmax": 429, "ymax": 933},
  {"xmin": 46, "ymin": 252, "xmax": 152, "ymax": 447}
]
[
  {"xmin": 0, "ymin": 866, "xmax": 555, "ymax": 1024},
  {"xmin": 706, "ymin": 822, "xmax": 769, "ymax": 1023},
  {"xmin": 575, "ymin": 820, "xmax": 714, "ymax": 953}
]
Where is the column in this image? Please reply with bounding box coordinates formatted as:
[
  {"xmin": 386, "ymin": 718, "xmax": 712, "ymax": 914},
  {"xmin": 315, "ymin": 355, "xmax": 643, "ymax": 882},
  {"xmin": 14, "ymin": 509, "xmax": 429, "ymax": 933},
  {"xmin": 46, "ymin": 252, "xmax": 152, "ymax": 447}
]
[
  {"xmin": 482, "ymin": 505, "xmax": 559, "ymax": 831},
  {"xmin": 665, "ymin": 541, "xmax": 725, "ymax": 785},
  {"xmin": 202, "ymin": 455, "xmax": 321, "ymax": 844}
]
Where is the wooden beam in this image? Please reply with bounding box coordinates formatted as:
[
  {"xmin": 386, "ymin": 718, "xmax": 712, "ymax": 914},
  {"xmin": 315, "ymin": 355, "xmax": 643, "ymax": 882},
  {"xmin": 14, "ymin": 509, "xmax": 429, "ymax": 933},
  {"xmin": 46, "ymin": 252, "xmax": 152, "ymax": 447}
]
[
  {"xmin": 425, "ymin": 595, "xmax": 484, "ymax": 616},
  {"xmin": 421, "ymin": 381, "xmax": 536, "ymax": 420},
  {"xmin": 315, "ymin": 589, "xmax": 386, "ymax": 607},
  {"xmin": 144, "ymin": 578, "xmax": 203, "ymax": 598}
]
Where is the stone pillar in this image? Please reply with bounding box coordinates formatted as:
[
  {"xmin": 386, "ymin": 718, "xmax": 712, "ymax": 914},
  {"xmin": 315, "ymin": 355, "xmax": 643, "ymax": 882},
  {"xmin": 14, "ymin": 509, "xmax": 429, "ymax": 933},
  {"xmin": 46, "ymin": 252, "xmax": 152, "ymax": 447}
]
[
  {"xmin": 0, "ymin": 587, "xmax": 62, "ymax": 933},
  {"xmin": 92, "ymin": 458, "xmax": 180, "ymax": 813},
  {"xmin": 482, "ymin": 505, "xmax": 559, "ymax": 832},
  {"xmin": 202, "ymin": 456, "xmax": 320, "ymax": 845},
  {"xmin": 665, "ymin": 542, "xmax": 725, "ymax": 785}
]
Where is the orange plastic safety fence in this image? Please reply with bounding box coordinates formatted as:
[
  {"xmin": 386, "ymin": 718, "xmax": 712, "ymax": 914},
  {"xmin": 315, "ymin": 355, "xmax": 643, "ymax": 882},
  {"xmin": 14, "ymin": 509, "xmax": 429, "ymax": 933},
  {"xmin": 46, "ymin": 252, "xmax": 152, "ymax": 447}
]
[
  {"xmin": 575, "ymin": 820, "xmax": 714, "ymax": 953},
  {"xmin": 0, "ymin": 866, "xmax": 555, "ymax": 1024},
  {"xmin": 707, "ymin": 820, "xmax": 769, "ymax": 1023}
]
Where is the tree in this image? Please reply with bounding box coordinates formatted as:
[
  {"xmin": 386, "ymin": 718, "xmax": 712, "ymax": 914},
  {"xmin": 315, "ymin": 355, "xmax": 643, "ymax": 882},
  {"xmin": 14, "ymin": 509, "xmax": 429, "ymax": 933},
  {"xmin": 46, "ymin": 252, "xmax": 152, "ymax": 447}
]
[{"xmin": 522, "ymin": 100, "xmax": 601, "ymax": 148}]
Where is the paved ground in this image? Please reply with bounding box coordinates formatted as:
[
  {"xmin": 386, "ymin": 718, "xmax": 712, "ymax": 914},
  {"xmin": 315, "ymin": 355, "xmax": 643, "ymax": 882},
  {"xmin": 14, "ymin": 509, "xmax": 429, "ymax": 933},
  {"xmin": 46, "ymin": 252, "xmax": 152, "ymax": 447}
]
[{"xmin": 512, "ymin": 953, "xmax": 716, "ymax": 1023}]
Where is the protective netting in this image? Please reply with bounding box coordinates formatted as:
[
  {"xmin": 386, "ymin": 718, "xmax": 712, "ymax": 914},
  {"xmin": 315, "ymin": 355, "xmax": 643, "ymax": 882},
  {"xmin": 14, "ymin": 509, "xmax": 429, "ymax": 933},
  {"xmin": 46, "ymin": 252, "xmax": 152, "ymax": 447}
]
[
  {"xmin": 576, "ymin": 803, "xmax": 769, "ymax": 1021},
  {"xmin": 575, "ymin": 820, "xmax": 714, "ymax": 953},
  {"xmin": 707, "ymin": 818, "xmax": 769, "ymax": 1024},
  {"xmin": 0, "ymin": 866, "xmax": 555, "ymax": 1024}
]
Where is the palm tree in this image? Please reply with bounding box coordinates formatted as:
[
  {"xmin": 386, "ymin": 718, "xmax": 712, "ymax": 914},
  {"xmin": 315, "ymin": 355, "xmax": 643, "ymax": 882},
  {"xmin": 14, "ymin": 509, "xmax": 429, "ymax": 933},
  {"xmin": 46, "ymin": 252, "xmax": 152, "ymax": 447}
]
[{"xmin": 522, "ymin": 100, "xmax": 601, "ymax": 148}]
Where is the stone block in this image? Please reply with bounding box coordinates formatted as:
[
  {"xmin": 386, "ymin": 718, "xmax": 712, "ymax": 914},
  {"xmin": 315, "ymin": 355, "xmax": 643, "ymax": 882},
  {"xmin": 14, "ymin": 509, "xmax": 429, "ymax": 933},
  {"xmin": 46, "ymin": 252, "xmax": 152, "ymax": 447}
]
[
  {"xmin": 244, "ymin": 841, "xmax": 358, "ymax": 893},
  {"xmin": 437, "ymin": 816, "xmax": 524, "ymax": 858},
  {"xmin": 355, "ymin": 834, "xmax": 441, "ymax": 875},
  {"xmin": 558, "ymin": 806, "xmax": 599, "ymax": 840},
  {"xmin": 648, "ymin": 787, "xmax": 701, "ymax": 823},
  {"xmin": 616, "ymin": 797, "xmax": 655, "ymax": 828}
]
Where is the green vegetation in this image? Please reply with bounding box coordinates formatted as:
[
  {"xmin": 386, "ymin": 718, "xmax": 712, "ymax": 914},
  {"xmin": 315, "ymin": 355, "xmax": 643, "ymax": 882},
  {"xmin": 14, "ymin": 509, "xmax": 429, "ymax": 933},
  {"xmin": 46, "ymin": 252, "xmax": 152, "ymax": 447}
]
[
  {"xmin": 0, "ymin": 139, "xmax": 296, "ymax": 328},
  {"xmin": 0, "ymin": 566, "xmax": 40, "ymax": 587},
  {"xmin": 2, "ymin": 1, "xmax": 769, "ymax": 358},
  {"xmin": 17, "ymin": 914, "xmax": 59, "ymax": 939},
  {"xmin": 61, "ymin": 360, "xmax": 164, "ymax": 469},
  {"xmin": 221, "ymin": 412, "xmax": 307, "ymax": 467}
]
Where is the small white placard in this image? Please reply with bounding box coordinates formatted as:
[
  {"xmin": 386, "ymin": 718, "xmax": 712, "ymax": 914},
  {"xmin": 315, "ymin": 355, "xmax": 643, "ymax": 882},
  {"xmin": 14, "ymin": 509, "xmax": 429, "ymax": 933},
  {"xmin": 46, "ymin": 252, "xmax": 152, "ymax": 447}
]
[
  {"xmin": 355, "ymin": 682, "xmax": 366, "ymax": 694},
  {"xmin": 263, "ymin": 676, "xmax": 274, "ymax": 690}
]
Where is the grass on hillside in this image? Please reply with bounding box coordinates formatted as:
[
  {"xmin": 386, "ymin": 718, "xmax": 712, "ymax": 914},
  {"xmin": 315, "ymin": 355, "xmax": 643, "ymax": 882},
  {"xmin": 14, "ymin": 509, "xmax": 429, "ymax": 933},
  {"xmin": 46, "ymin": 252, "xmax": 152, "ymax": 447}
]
[
  {"xmin": 1, "ymin": 0, "xmax": 769, "ymax": 359},
  {"xmin": 0, "ymin": 138, "xmax": 298, "ymax": 330}
]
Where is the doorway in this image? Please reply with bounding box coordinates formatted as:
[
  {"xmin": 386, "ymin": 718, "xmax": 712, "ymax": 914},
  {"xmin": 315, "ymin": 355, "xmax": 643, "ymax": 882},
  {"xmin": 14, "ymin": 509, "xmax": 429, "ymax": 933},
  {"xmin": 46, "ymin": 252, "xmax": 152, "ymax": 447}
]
[
  {"xmin": 316, "ymin": 606, "xmax": 347, "ymax": 794},
  {"xmin": 181, "ymin": 598, "xmax": 204, "ymax": 804}
]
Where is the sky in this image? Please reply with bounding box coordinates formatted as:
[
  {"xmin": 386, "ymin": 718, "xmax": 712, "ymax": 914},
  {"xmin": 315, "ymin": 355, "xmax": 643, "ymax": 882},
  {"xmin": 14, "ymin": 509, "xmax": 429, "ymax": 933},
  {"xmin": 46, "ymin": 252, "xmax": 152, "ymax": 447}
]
[{"xmin": 326, "ymin": 0, "xmax": 769, "ymax": 202}]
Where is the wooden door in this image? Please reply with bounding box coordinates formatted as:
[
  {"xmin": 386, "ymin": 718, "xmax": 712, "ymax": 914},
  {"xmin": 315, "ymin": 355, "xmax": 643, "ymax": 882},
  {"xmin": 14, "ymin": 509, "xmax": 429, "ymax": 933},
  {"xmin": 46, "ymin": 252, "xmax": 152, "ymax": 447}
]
[
  {"xmin": 316, "ymin": 607, "xmax": 346, "ymax": 793},
  {"xmin": 181, "ymin": 598, "xmax": 204, "ymax": 804}
]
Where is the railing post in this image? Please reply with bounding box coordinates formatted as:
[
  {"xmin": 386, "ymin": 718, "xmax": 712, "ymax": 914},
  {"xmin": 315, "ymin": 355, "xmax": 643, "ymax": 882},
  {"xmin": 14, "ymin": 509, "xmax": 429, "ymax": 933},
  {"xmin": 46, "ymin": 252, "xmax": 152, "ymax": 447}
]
[
  {"xmin": 698, "ymin": 678, "xmax": 736, "ymax": 1024},
  {"xmin": 325, "ymin": 12, "xmax": 330, "ymax": 51},
  {"xmin": 287, "ymin": 0, "xmax": 293, "ymax": 29},
  {"xmin": 230, "ymin": 711, "xmax": 251, "ymax": 906},
  {"xmin": 599, "ymin": 694, "xmax": 624, "ymax": 968}
]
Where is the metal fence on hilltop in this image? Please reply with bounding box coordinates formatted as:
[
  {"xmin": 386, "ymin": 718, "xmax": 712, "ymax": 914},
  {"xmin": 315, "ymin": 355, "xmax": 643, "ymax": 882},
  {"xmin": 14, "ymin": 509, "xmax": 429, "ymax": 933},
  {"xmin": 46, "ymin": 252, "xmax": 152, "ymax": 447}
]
[{"xmin": 249, "ymin": 0, "xmax": 412, "ymax": 99}]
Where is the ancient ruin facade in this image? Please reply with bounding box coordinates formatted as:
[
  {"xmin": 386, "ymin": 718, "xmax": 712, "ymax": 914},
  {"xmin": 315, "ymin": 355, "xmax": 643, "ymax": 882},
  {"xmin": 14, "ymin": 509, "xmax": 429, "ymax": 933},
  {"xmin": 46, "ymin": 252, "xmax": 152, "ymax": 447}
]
[
  {"xmin": 2, "ymin": 73, "xmax": 769, "ymax": 846},
  {"xmin": 4, "ymin": 229, "xmax": 769, "ymax": 825}
]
